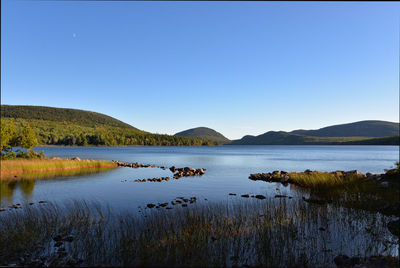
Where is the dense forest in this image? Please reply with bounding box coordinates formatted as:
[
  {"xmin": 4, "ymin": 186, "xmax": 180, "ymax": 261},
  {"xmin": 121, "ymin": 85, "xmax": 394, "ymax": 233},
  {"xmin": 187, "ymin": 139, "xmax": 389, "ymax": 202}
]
[
  {"xmin": 1, "ymin": 105, "xmax": 136, "ymax": 129},
  {"xmin": 0, "ymin": 106, "xmax": 217, "ymax": 147},
  {"xmin": 0, "ymin": 118, "xmax": 217, "ymax": 146}
]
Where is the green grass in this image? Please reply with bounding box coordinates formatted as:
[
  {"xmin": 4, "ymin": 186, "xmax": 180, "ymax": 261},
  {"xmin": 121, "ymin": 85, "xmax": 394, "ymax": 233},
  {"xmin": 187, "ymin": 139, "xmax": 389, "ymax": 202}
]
[
  {"xmin": 288, "ymin": 172, "xmax": 364, "ymax": 190},
  {"xmin": 0, "ymin": 158, "xmax": 117, "ymax": 181},
  {"xmin": 287, "ymin": 166, "xmax": 400, "ymax": 217},
  {"xmin": 0, "ymin": 199, "xmax": 397, "ymax": 267}
]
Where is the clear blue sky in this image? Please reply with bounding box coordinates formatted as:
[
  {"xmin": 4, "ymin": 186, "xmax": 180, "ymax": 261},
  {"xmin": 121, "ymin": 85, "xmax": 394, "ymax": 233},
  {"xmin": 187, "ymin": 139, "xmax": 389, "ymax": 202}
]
[{"xmin": 1, "ymin": 1, "xmax": 399, "ymax": 139}]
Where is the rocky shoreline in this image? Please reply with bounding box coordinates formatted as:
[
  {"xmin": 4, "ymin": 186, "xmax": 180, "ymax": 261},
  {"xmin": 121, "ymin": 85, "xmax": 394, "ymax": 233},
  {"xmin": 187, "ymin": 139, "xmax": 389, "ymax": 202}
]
[
  {"xmin": 249, "ymin": 168, "xmax": 398, "ymax": 188},
  {"xmin": 113, "ymin": 160, "xmax": 207, "ymax": 181}
]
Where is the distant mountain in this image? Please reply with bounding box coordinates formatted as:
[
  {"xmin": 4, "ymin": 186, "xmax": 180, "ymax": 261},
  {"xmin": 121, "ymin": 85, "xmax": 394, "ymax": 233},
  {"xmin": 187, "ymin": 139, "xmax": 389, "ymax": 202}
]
[
  {"xmin": 230, "ymin": 120, "xmax": 400, "ymax": 145},
  {"xmin": 291, "ymin": 120, "xmax": 399, "ymax": 137},
  {"xmin": 230, "ymin": 131, "xmax": 345, "ymax": 145},
  {"xmin": 175, "ymin": 127, "xmax": 230, "ymax": 144},
  {"xmin": 340, "ymin": 136, "xmax": 400, "ymax": 145},
  {"xmin": 1, "ymin": 105, "xmax": 217, "ymax": 146}
]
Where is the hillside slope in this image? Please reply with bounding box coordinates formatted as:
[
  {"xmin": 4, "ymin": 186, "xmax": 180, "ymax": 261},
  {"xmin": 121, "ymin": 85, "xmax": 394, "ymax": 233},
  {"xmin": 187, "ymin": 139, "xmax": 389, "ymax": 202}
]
[
  {"xmin": 175, "ymin": 127, "xmax": 230, "ymax": 144},
  {"xmin": 291, "ymin": 120, "xmax": 399, "ymax": 137},
  {"xmin": 1, "ymin": 105, "xmax": 217, "ymax": 146},
  {"xmin": 1, "ymin": 105, "xmax": 137, "ymax": 129},
  {"xmin": 229, "ymin": 131, "xmax": 374, "ymax": 145},
  {"xmin": 230, "ymin": 131, "xmax": 399, "ymax": 145}
]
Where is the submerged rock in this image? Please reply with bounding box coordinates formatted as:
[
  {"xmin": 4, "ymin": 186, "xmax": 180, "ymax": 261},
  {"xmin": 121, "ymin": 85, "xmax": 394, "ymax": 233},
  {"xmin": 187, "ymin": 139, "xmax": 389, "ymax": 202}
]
[
  {"xmin": 387, "ymin": 220, "xmax": 400, "ymax": 236},
  {"xmin": 333, "ymin": 255, "xmax": 350, "ymax": 267},
  {"xmin": 172, "ymin": 167, "xmax": 207, "ymax": 178},
  {"xmin": 63, "ymin": 235, "xmax": 74, "ymax": 242}
]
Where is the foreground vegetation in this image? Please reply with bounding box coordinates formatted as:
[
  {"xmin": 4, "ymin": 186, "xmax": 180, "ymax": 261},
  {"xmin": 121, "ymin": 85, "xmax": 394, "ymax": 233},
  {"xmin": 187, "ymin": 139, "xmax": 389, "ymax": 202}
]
[
  {"xmin": 0, "ymin": 158, "xmax": 117, "ymax": 181},
  {"xmin": 0, "ymin": 199, "xmax": 397, "ymax": 267}
]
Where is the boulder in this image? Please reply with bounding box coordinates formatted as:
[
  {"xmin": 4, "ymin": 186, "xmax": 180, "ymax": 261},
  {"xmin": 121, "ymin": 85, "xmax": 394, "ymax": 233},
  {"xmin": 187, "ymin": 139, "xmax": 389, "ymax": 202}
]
[{"xmin": 169, "ymin": 166, "xmax": 177, "ymax": 172}]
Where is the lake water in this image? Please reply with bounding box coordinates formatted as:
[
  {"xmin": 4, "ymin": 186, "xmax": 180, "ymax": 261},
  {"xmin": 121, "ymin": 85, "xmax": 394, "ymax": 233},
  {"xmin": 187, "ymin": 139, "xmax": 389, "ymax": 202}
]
[{"xmin": 1, "ymin": 145, "xmax": 398, "ymax": 210}]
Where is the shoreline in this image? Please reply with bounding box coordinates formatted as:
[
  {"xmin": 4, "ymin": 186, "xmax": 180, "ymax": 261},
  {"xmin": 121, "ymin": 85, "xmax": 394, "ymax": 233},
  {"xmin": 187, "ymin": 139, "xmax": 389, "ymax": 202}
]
[
  {"xmin": 1, "ymin": 164, "xmax": 118, "ymax": 175},
  {"xmin": 0, "ymin": 158, "xmax": 118, "ymax": 181}
]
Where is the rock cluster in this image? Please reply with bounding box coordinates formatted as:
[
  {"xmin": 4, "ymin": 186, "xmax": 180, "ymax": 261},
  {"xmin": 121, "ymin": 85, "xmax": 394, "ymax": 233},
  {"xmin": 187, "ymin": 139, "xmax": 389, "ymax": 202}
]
[
  {"xmin": 113, "ymin": 161, "xmax": 154, "ymax": 168},
  {"xmin": 248, "ymin": 169, "xmax": 396, "ymax": 187},
  {"xmin": 134, "ymin": 177, "xmax": 170, "ymax": 183},
  {"xmin": 234, "ymin": 193, "xmax": 268, "ymax": 200},
  {"xmin": 4, "ymin": 234, "xmax": 81, "ymax": 267},
  {"xmin": 249, "ymin": 170, "xmax": 292, "ymax": 184},
  {"xmin": 145, "ymin": 196, "xmax": 198, "ymax": 210},
  {"xmin": 1, "ymin": 201, "xmax": 48, "ymax": 212},
  {"xmin": 169, "ymin": 166, "xmax": 206, "ymax": 178}
]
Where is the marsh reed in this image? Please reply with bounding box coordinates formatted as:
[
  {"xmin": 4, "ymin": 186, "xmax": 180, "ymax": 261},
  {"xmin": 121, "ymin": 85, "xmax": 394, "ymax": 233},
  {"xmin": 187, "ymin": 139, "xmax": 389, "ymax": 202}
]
[{"xmin": 0, "ymin": 198, "xmax": 397, "ymax": 267}]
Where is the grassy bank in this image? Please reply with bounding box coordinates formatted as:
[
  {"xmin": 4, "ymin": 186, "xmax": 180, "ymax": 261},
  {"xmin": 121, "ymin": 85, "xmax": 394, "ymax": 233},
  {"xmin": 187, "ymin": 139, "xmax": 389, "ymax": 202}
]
[
  {"xmin": 0, "ymin": 158, "xmax": 117, "ymax": 181},
  {"xmin": 0, "ymin": 199, "xmax": 398, "ymax": 267},
  {"xmin": 288, "ymin": 172, "xmax": 364, "ymax": 190}
]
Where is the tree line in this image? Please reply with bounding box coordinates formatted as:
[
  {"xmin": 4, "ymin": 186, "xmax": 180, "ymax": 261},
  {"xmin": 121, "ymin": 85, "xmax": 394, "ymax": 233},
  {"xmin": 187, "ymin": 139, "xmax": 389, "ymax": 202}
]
[
  {"xmin": 0, "ymin": 118, "xmax": 217, "ymax": 154},
  {"xmin": 1, "ymin": 119, "xmax": 42, "ymax": 159}
]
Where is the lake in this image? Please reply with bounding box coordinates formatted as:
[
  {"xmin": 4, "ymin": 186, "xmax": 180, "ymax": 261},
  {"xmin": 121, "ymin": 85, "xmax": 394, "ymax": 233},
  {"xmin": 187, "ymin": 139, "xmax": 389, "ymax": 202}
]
[{"xmin": 1, "ymin": 145, "xmax": 398, "ymax": 210}]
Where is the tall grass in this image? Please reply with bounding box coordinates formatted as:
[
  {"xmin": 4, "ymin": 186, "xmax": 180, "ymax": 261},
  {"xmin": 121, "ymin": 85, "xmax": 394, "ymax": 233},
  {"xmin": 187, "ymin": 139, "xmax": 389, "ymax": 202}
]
[
  {"xmin": 0, "ymin": 199, "xmax": 397, "ymax": 267},
  {"xmin": 289, "ymin": 172, "xmax": 363, "ymax": 190},
  {"xmin": 0, "ymin": 159, "xmax": 117, "ymax": 181}
]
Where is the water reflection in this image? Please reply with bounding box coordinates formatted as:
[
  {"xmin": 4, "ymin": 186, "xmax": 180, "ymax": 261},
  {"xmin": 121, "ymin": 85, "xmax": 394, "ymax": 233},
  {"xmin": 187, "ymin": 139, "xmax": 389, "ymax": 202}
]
[
  {"xmin": 0, "ymin": 167, "xmax": 116, "ymax": 205},
  {"xmin": 19, "ymin": 180, "xmax": 35, "ymax": 198},
  {"xmin": 1, "ymin": 180, "xmax": 35, "ymax": 202}
]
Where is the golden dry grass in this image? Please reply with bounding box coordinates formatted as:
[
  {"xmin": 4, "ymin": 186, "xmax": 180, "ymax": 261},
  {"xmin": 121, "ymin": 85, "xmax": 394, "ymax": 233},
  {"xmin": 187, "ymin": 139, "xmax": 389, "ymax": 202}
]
[{"xmin": 0, "ymin": 158, "xmax": 117, "ymax": 181}]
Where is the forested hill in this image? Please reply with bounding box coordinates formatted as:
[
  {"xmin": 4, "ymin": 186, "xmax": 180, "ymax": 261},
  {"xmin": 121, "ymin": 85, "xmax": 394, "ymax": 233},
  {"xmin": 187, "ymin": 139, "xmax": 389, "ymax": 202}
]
[
  {"xmin": 1, "ymin": 105, "xmax": 217, "ymax": 146},
  {"xmin": 229, "ymin": 120, "xmax": 399, "ymax": 145},
  {"xmin": 175, "ymin": 127, "xmax": 230, "ymax": 144},
  {"xmin": 291, "ymin": 120, "xmax": 399, "ymax": 137},
  {"xmin": 1, "ymin": 105, "xmax": 136, "ymax": 129},
  {"xmin": 229, "ymin": 131, "xmax": 400, "ymax": 145}
]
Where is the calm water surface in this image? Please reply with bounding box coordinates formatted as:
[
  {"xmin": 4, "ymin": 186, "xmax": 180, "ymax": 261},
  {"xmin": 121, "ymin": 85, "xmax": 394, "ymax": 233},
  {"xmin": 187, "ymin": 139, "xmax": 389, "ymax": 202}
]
[{"xmin": 1, "ymin": 145, "xmax": 398, "ymax": 209}]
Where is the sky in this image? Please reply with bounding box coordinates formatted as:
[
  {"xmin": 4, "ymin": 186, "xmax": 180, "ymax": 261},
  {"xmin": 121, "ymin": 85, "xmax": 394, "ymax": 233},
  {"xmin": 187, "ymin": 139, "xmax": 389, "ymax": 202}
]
[{"xmin": 1, "ymin": 1, "xmax": 399, "ymax": 140}]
